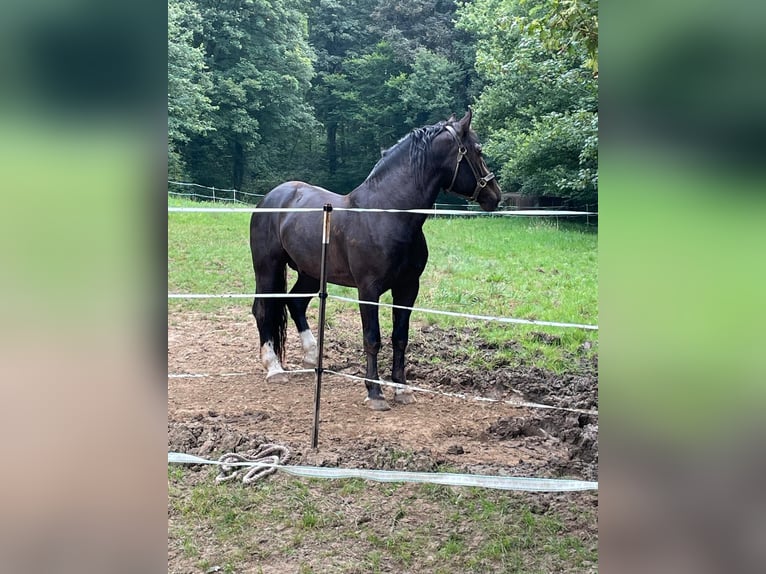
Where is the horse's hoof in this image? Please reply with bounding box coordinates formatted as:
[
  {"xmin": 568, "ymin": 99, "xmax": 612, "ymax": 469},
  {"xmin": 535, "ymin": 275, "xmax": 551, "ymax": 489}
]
[
  {"xmin": 394, "ymin": 390, "xmax": 415, "ymax": 405},
  {"xmin": 365, "ymin": 398, "xmax": 391, "ymax": 411},
  {"xmin": 266, "ymin": 371, "xmax": 289, "ymax": 384}
]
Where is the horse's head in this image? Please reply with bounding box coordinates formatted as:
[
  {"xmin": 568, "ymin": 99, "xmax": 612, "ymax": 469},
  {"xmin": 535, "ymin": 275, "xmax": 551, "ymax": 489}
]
[{"xmin": 441, "ymin": 110, "xmax": 501, "ymax": 212}]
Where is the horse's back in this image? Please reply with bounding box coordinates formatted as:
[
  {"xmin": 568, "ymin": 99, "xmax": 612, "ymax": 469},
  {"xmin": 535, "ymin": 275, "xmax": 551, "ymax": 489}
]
[
  {"xmin": 250, "ymin": 182, "xmax": 342, "ymax": 276},
  {"xmin": 258, "ymin": 181, "xmax": 344, "ymax": 209},
  {"xmin": 250, "ymin": 181, "xmax": 336, "ymax": 252}
]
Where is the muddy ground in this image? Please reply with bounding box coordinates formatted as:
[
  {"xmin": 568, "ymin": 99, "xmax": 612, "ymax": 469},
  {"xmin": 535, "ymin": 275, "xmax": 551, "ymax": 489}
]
[{"xmin": 169, "ymin": 307, "xmax": 597, "ymax": 481}]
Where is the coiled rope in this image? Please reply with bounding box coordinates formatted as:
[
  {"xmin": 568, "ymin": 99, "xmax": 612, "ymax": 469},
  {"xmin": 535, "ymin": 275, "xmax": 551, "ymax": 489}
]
[{"xmin": 215, "ymin": 443, "xmax": 291, "ymax": 484}]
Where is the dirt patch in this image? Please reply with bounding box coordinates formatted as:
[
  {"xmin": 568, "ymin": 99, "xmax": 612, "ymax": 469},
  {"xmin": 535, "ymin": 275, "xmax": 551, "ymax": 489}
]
[{"xmin": 168, "ymin": 307, "xmax": 597, "ymax": 480}]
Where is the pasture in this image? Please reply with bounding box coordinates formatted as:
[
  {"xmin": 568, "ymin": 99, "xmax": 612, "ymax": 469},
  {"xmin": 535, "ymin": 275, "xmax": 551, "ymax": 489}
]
[{"xmin": 168, "ymin": 197, "xmax": 598, "ymax": 573}]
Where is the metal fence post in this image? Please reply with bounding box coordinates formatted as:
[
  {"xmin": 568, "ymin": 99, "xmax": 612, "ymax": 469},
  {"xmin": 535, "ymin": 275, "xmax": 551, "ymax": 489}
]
[{"xmin": 311, "ymin": 203, "xmax": 333, "ymax": 449}]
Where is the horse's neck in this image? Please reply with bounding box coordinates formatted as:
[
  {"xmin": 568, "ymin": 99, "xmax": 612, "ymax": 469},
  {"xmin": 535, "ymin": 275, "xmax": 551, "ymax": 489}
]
[
  {"xmin": 349, "ymin": 150, "xmax": 444, "ymax": 210},
  {"xmin": 351, "ymin": 179, "xmax": 441, "ymax": 210}
]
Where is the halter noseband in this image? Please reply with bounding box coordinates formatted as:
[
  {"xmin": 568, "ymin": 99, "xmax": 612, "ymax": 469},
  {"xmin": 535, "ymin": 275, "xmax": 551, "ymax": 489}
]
[{"xmin": 443, "ymin": 124, "xmax": 496, "ymax": 202}]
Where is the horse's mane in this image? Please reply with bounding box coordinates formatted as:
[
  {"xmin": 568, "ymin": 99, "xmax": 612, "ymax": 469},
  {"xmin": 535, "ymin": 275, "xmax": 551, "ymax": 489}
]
[{"xmin": 365, "ymin": 122, "xmax": 447, "ymax": 188}]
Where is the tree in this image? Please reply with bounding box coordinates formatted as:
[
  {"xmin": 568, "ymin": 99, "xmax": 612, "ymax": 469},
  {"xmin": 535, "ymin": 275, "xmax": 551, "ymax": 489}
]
[
  {"xmin": 182, "ymin": 0, "xmax": 317, "ymax": 195},
  {"xmin": 517, "ymin": 0, "xmax": 598, "ymax": 73},
  {"xmin": 168, "ymin": 0, "xmax": 215, "ymax": 179},
  {"xmin": 307, "ymin": 0, "xmax": 479, "ymax": 193},
  {"xmin": 308, "ymin": 0, "xmax": 378, "ymax": 189},
  {"xmin": 398, "ymin": 48, "xmax": 465, "ymax": 126},
  {"xmin": 167, "ymin": 0, "xmax": 597, "ymax": 208},
  {"xmin": 366, "ymin": 0, "xmax": 479, "ymax": 122}
]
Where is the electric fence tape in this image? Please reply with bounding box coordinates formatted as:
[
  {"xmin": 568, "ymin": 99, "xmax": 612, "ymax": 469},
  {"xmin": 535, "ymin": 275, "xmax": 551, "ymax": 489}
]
[
  {"xmin": 169, "ymin": 206, "xmax": 597, "ymax": 216},
  {"xmin": 166, "ymin": 292, "xmax": 596, "ymax": 330},
  {"xmin": 167, "ymin": 452, "xmax": 597, "ymax": 492},
  {"xmin": 323, "ymin": 369, "xmax": 598, "ymax": 417},
  {"xmin": 328, "ymin": 294, "xmax": 598, "ymax": 330},
  {"xmin": 166, "ymin": 369, "xmax": 597, "ymax": 417}
]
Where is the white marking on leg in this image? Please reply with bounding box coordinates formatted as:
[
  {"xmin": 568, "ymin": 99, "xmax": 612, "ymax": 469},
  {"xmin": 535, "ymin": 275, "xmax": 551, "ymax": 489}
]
[
  {"xmin": 300, "ymin": 329, "xmax": 318, "ymax": 367},
  {"xmin": 260, "ymin": 342, "xmax": 285, "ymax": 380}
]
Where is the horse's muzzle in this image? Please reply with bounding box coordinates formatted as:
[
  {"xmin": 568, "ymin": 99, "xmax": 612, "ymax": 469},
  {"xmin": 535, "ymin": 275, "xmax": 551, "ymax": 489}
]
[{"xmin": 478, "ymin": 186, "xmax": 501, "ymax": 212}]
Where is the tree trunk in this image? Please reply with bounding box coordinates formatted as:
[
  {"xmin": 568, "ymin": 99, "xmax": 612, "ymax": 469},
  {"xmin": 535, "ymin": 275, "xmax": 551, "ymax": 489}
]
[
  {"xmin": 232, "ymin": 140, "xmax": 245, "ymax": 190},
  {"xmin": 327, "ymin": 122, "xmax": 338, "ymax": 175}
]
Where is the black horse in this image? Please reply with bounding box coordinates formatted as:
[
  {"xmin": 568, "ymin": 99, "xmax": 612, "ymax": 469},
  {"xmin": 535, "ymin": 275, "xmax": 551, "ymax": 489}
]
[{"xmin": 250, "ymin": 110, "xmax": 501, "ymax": 410}]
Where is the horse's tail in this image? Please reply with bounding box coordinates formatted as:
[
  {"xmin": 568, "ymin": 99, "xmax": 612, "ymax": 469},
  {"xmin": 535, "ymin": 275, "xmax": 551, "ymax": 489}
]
[
  {"xmin": 253, "ymin": 263, "xmax": 288, "ymax": 363},
  {"xmin": 251, "ymin": 202, "xmax": 289, "ymax": 364}
]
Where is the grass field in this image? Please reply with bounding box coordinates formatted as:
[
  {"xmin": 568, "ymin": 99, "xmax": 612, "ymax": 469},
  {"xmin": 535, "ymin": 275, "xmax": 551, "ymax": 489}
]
[
  {"xmin": 168, "ymin": 467, "xmax": 597, "ymax": 574},
  {"xmin": 168, "ymin": 197, "xmax": 597, "ymax": 373}
]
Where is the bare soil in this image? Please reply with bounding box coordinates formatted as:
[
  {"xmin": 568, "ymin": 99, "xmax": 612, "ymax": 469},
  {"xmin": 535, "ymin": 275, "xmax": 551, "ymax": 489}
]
[{"xmin": 168, "ymin": 306, "xmax": 598, "ymax": 572}]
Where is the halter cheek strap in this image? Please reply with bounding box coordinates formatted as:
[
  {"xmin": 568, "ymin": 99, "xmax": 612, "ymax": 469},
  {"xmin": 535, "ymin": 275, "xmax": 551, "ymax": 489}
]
[{"xmin": 443, "ymin": 124, "xmax": 496, "ymax": 202}]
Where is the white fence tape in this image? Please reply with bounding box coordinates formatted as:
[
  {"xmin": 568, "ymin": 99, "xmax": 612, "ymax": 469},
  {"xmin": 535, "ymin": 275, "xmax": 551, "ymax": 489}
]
[
  {"xmin": 168, "ymin": 182, "xmax": 595, "ymax": 215},
  {"xmin": 166, "ymin": 292, "xmax": 596, "ymax": 330},
  {"xmin": 168, "ymin": 292, "xmax": 318, "ymax": 299},
  {"xmin": 324, "ymin": 369, "xmax": 598, "ymax": 417},
  {"xmin": 329, "ymin": 294, "xmax": 598, "ymax": 331},
  {"xmin": 167, "ymin": 452, "xmax": 597, "ymax": 492},
  {"xmin": 168, "ymin": 372, "xmax": 249, "ymax": 379},
  {"xmin": 169, "ymin": 206, "xmax": 324, "ymax": 213},
  {"xmin": 168, "ymin": 368, "xmax": 313, "ymax": 379},
  {"xmin": 166, "ymin": 368, "xmax": 597, "ymax": 416},
  {"xmin": 168, "ymin": 193, "xmax": 579, "ymax": 213},
  {"xmin": 336, "ymin": 207, "xmax": 596, "ymax": 216},
  {"xmin": 169, "ymin": 206, "xmax": 597, "ymax": 216}
]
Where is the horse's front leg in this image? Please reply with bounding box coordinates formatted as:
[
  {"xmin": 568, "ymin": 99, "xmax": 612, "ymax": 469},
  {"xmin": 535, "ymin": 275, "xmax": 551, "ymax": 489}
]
[
  {"xmin": 391, "ymin": 281, "xmax": 419, "ymax": 404},
  {"xmin": 358, "ymin": 290, "xmax": 389, "ymax": 411}
]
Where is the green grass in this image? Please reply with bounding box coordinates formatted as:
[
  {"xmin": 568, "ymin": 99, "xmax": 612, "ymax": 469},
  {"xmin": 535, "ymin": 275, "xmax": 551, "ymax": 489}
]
[
  {"xmin": 168, "ymin": 467, "xmax": 597, "ymax": 573},
  {"xmin": 168, "ymin": 198, "xmax": 254, "ymax": 307},
  {"xmin": 168, "ymin": 196, "xmax": 597, "ymax": 372}
]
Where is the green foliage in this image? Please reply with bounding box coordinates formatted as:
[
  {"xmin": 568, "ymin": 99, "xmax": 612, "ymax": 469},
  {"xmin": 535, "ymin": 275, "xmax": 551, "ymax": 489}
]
[
  {"xmin": 518, "ymin": 0, "xmax": 598, "ymax": 73},
  {"xmin": 307, "ymin": 0, "xmax": 478, "ymax": 193},
  {"xmin": 181, "ymin": 0, "xmax": 318, "ymax": 194},
  {"xmin": 457, "ymin": 0, "xmax": 598, "ymax": 209},
  {"xmin": 398, "ymin": 48, "xmax": 465, "ymax": 126},
  {"xmin": 489, "ymin": 110, "xmax": 597, "ymax": 203},
  {"xmin": 168, "ymin": 0, "xmax": 598, "ymax": 209},
  {"xmin": 168, "ymin": 0, "xmax": 215, "ymax": 179}
]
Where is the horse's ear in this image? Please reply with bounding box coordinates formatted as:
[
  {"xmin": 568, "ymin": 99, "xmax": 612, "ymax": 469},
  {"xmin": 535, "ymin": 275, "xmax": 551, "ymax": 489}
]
[
  {"xmin": 447, "ymin": 113, "xmax": 457, "ymax": 122},
  {"xmin": 458, "ymin": 109, "xmax": 472, "ymax": 134}
]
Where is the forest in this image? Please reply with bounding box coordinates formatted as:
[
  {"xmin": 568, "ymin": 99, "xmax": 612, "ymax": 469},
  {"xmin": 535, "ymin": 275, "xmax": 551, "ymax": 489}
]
[{"xmin": 168, "ymin": 0, "xmax": 597, "ymax": 209}]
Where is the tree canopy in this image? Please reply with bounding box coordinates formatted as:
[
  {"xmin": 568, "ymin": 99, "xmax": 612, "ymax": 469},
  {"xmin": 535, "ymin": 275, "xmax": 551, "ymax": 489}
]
[{"xmin": 168, "ymin": 0, "xmax": 598, "ymax": 209}]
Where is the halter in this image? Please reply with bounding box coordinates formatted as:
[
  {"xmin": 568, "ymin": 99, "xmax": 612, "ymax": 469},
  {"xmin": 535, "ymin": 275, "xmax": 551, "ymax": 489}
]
[{"xmin": 443, "ymin": 124, "xmax": 496, "ymax": 202}]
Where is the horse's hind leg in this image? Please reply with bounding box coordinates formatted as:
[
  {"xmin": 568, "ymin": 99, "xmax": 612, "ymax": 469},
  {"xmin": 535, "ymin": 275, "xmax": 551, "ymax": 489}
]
[
  {"xmin": 391, "ymin": 281, "xmax": 420, "ymax": 404},
  {"xmin": 287, "ymin": 272, "xmax": 319, "ymax": 367},
  {"xmin": 253, "ymin": 304, "xmax": 288, "ymax": 383},
  {"xmin": 252, "ymin": 258, "xmax": 289, "ymax": 383}
]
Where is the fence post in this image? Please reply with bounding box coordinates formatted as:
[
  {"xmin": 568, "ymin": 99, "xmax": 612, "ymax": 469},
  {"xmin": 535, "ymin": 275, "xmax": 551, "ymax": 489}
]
[
  {"xmin": 233, "ymin": 188, "xmax": 236, "ymax": 203},
  {"xmin": 311, "ymin": 203, "xmax": 333, "ymax": 449},
  {"xmin": 212, "ymin": 186, "xmax": 216, "ymax": 202}
]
